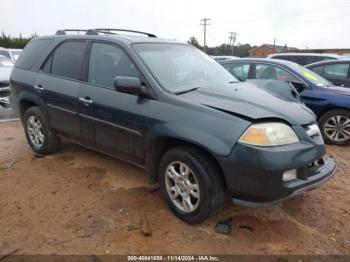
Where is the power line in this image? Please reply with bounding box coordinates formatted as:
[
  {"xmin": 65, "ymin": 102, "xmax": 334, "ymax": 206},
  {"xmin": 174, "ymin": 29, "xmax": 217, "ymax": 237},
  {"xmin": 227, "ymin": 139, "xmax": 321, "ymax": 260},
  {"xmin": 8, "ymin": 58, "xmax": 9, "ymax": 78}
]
[{"xmin": 200, "ymin": 17, "xmax": 211, "ymax": 53}]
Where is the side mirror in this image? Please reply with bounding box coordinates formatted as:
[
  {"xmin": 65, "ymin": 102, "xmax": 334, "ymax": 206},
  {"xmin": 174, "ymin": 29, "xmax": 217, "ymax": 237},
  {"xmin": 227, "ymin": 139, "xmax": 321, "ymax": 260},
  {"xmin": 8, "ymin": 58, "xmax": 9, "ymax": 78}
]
[{"xmin": 114, "ymin": 76, "xmax": 145, "ymax": 95}]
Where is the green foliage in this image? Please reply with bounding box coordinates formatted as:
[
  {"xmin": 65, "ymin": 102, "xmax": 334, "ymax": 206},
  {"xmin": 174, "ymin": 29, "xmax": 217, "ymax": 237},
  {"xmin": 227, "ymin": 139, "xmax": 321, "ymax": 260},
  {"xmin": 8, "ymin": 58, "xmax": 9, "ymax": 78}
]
[
  {"xmin": 187, "ymin": 36, "xmax": 203, "ymax": 50},
  {"xmin": 0, "ymin": 32, "xmax": 36, "ymax": 49},
  {"xmin": 187, "ymin": 37, "xmax": 256, "ymax": 57}
]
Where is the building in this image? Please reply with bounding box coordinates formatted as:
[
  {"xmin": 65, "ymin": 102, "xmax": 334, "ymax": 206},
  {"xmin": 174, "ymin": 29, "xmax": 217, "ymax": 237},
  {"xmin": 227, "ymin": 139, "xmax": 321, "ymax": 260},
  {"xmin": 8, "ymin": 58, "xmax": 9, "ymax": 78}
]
[{"xmin": 249, "ymin": 44, "xmax": 297, "ymax": 58}]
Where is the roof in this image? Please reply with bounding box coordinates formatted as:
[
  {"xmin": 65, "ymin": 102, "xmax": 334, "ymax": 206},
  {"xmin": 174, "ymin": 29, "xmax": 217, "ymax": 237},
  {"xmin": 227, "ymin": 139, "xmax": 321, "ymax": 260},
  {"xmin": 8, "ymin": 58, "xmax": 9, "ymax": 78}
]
[
  {"xmin": 219, "ymin": 57, "xmax": 296, "ymax": 67},
  {"xmin": 40, "ymin": 29, "xmax": 184, "ymax": 45},
  {"xmin": 306, "ymin": 59, "xmax": 350, "ymax": 68},
  {"xmin": 268, "ymin": 52, "xmax": 344, "ymax": 58},
  {"xmin": 265, "ymin": 44, "xmax": 288, "ymax": 52}
]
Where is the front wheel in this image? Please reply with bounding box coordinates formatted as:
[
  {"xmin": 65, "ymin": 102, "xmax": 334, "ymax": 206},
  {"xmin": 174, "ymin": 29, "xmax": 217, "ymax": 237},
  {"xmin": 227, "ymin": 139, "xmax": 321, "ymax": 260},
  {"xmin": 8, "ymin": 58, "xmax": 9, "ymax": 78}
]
[
  {"xmin": 319, "ymin": 109, "xmax": 350, "ymax": 145},
  {"xmin": 159, "ymin": 146, "xmax": 225, "ymax": 223}
]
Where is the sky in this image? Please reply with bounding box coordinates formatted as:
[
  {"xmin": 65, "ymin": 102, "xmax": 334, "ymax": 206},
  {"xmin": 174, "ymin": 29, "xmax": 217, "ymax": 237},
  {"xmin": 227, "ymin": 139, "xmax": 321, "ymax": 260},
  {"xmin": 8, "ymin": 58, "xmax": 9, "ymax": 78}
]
[{"xmin": 1, "ymin": 0, "xmax": 350, "ymax": 49}]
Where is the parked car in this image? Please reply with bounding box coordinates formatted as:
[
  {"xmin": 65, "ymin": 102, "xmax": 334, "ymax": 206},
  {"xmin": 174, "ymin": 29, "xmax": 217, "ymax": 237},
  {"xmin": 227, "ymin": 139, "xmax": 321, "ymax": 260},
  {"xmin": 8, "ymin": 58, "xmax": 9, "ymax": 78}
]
[
  {"xmin": 0, "ymin": 55, "xmax": 13, "ymax": 108},
  {"xmin": 0, "ymin": 47, "xmax": 23, "ymax": 63},
  {"xmin": 10, "ymin": 29, "xmax": 336, "ymax": 223},
  {"xmin": 268, "ymin": 53, "xmax": 344, "ymax": 66},
  {"xmin": 212, "ymin": 55, "xmax": 239, "ymax": 62},
  {"xmin": 220, "ymin": 58, "xmax": 350, "ymax": 145},
  {"xmin": 306, "ymin": 60, "xmax": 350, "ymax": 87}
]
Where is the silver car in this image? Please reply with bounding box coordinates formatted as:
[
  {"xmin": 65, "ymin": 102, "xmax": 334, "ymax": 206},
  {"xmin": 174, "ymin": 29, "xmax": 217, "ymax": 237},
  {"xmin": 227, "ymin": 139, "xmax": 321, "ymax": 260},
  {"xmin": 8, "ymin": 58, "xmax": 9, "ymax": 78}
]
[
  {"xmin": 0, "ymin": 47, "xmax": 22, "ymax": 63},
  {"xmin": 0, "ymin": 55, "xmax": 13, "ymax": 108}
]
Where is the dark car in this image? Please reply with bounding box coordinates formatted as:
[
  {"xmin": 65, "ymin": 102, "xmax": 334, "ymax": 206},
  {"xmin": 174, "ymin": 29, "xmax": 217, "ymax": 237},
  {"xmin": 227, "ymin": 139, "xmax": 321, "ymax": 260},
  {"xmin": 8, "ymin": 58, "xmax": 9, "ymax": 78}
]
[
  {"xmin": 220, "ymin": 58, "xmax": 350, "ymax": 145},
  {"xmin": 306, "ymin": 59, "xmax": 350, "ymax": 87},
  {"xmin": 10, "ymin": 29, "xmax": 336, "ymax": 223},
  {"xmin": 268, "ymin": 53, "xmax": 344, "ymax": 66}
]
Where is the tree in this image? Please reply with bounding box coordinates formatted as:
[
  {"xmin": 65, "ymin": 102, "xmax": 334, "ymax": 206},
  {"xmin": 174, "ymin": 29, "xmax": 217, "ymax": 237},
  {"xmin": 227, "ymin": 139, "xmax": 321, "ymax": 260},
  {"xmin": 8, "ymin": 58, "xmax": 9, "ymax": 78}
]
[
  {"xmin": 187, "ymin": 36, "xmax": 202, "ymax": 50},
  {"xmin": 0, "ymin": 31, "xmax": 34, "ymax": 49}
]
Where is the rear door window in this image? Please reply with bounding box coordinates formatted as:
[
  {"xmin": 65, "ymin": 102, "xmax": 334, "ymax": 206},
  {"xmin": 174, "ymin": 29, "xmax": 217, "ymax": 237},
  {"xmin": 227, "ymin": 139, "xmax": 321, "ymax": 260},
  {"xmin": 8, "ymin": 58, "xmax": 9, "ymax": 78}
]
[
  {"xmin": 255, "ymin": 64, "xmax": 298, "ymax": 81},
  {"xmin": 222, "ymin": 63, "xmax": 250, "ymax": 81},
  {"xmin": 324, "ymin": 63, "xmax": 349, "ymax": 79},
  {"xmin": 51, "ymin": 41, "xmax": 88, "ymax": 80}
]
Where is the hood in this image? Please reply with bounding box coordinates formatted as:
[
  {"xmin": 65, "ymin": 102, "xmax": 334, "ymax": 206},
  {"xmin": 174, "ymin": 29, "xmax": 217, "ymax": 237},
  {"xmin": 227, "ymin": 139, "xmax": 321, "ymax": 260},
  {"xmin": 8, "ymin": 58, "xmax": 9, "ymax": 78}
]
[
  {"xmin": 321, "ymin": 85, "xmax": 350, "ymax": 96},
  {"xmin": 179, "ymin": 82, "xmax": 316, "ymax": 125},
  {"xmin": 0, "ymin": 67, "xmax": 13, "ymax": 82}
]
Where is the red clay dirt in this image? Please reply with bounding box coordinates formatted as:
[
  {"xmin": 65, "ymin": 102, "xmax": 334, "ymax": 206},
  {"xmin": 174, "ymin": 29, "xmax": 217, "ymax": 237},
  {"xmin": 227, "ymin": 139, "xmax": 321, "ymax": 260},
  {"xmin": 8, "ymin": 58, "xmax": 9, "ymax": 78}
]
[{"xmin": 0, "ymin": 122, "xmax": 349, "ymax": 255}]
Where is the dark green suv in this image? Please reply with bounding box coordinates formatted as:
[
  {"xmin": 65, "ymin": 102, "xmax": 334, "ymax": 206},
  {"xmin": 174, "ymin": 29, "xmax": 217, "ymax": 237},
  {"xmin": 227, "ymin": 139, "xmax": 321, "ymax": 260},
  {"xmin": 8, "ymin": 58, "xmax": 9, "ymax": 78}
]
[{"xmin": 10, "ymin": 29, "xmax": 336, "ymax": 223}]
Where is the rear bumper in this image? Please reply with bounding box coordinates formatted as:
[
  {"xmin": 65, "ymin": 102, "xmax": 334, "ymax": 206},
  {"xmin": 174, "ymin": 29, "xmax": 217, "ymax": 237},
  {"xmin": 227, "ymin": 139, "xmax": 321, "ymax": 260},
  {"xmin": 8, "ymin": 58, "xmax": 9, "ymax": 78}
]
[{"xmin": 217, "ymin": 141, "xmax": 336, "ymax": 207}]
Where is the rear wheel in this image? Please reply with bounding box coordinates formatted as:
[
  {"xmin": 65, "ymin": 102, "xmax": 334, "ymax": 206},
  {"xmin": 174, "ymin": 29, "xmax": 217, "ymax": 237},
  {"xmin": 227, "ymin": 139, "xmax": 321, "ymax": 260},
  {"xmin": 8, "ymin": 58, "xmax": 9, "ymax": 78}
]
[
  {"xmin": 23, "ymin": 106, "xmax": 61, "ymax": 154},
  {"xmin": 319, "ymin": 109, "xmax": 350, "ymax": 145},
  {"xmin": 159, "ymin": 146, "xmax": 225, "ymax": 223}
]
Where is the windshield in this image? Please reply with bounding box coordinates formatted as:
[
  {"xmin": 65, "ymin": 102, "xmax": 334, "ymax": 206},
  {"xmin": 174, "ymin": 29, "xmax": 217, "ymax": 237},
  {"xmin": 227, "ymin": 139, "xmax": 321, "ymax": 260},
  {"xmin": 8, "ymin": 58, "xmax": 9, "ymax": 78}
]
[
  {"xmin": 133, "ymin": 43, "xmax": 238, "ymax": 93},
  {"xmin": 0, "ymin": 56, "xmax": 14, "ymax": 67},
  {"xmin": 287, "ymin": 61, "xmax": 333, "ymax": 87},
  {"xmin": 11, "ymin": 50, "xmax": 22, "ymax": 61}
]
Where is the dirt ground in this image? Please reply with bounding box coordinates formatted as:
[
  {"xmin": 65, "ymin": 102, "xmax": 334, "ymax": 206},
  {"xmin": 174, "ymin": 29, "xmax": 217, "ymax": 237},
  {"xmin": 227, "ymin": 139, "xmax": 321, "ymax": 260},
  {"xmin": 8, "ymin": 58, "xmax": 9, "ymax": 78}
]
[{"xmin": 0, "ymin": 120, "xmax": 349, "ymax": 256}]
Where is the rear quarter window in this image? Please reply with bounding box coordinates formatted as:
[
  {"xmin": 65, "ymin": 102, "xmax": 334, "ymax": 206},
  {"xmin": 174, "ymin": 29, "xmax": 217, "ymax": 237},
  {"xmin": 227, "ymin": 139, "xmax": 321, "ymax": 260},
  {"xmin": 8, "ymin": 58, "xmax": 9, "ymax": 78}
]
[{"xmin": 15, "ymin": 38, "xmax": 54, "ymax": 70}]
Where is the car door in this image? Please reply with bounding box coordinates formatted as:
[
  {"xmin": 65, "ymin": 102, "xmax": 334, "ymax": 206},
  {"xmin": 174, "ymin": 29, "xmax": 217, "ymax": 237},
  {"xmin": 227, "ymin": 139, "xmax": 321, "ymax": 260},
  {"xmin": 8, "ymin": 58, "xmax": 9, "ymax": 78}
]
[
  {"xmin": 322, "ymin": 63, "xmax": 350, "ymax": 87},
  {"xmin": 78, "ymin": 41, "xmax": 148, "ymax": 164},
  {"xmin": 34, "ymin": 40, "xmax": 88, "ymax": 138}
]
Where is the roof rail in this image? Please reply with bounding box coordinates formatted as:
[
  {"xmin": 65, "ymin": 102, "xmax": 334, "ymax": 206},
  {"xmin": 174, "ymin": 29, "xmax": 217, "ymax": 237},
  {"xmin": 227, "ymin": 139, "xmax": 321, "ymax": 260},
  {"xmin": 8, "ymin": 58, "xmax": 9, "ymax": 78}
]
[
  {"xmin": 55, "ymin": 29, "xmax": 95, "ymax": 35},
  {"xmin": 55, "ymin": 28, "xmax": 157, "ymax": 38},
  {"xmin": 94, "ymin": 28, "xmax": 157, "ymax": 38}
]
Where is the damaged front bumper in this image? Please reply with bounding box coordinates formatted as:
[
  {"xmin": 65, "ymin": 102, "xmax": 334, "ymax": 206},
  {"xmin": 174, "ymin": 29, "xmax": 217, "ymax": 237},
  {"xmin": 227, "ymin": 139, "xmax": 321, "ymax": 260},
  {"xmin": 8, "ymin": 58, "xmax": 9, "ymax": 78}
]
[{"xmin": 217, "ymin": 141, "xmax": 337, "ymax": 208}]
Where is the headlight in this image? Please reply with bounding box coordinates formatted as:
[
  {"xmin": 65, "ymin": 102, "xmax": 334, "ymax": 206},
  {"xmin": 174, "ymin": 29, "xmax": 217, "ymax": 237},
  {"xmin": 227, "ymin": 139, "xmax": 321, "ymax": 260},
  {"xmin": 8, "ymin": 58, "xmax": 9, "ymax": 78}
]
[{"xmin": 239, "ymin": 122, "xmax": 299, "ymax": 146}]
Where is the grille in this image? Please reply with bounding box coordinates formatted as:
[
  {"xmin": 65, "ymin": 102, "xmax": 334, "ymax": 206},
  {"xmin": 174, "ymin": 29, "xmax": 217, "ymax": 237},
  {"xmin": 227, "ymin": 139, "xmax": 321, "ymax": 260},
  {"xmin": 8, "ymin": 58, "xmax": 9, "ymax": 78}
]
[
  {"xmin": 298, "ymin": 157, "xmax": 326, "ymax": 180},
  {"xmin": 0, "ymin": 85, "xmax": 10, "ymax": 98},
  {"xmin": 0, "ymin": 82, "xmax": 9, "ymax": 88}
]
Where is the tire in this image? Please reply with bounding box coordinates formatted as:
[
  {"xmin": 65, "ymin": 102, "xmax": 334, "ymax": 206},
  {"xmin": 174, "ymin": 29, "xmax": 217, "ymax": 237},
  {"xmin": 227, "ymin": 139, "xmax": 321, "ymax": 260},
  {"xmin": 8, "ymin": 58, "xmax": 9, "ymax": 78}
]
[
  {"xmin": 159, "ymin": 146, "xmax": 225, "ymax": 223},
  {"xmin": 23, "ymin": 106, "xmax": 61, "ymax": 154},
  {"xmin": 319, "ymin": 109, "xmax": 350, "ymax": 145}
]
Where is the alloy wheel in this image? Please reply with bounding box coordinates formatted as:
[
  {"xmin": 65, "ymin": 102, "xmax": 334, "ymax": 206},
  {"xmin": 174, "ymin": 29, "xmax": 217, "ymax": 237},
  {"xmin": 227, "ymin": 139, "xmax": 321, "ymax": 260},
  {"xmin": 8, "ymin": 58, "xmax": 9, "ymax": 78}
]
[
  {"xmin": 27, "ymin": 115, "xmax": 45, "ymax": 148},
  {"xmin": 323, "ymin": 115, "xmax": 350, "ymax": 142},
  {"xmin": 165, "ymin": 161, "xmax": 200, "ymax": 213}
]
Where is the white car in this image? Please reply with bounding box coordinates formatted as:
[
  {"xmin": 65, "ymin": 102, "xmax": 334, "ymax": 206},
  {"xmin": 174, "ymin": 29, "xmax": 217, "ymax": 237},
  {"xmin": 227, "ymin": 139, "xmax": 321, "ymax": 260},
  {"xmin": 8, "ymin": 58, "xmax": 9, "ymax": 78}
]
[
  {"xmin": 268, "ymin": 53, "xmax": 345, "ymax": 66},
  {"xmin": 212, "ymin": 55, "xmax": 239, "ymax": 62},
  {"xmin": 0, "ymin": 55, "xmax": 13, "ymax": 108},
  {"xmin": 0, "ymin": 47, "xmax": 22, "ymax": 63}
]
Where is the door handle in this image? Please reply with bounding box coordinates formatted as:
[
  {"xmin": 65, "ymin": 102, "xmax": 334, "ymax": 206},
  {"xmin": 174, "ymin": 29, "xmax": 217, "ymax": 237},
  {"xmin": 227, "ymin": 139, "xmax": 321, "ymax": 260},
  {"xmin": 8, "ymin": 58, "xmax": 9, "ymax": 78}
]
[
  {"xmin": 79, "ymin": 97, "xmax": 93, "ymax": 105},
  {"xmin": 33, "ymin": 85, "xmax": 44, "ymax": 91}
]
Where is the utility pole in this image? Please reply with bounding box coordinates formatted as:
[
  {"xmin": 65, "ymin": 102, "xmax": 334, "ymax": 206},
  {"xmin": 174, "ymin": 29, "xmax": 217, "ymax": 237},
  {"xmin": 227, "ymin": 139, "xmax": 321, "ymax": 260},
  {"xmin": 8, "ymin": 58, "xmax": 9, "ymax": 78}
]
[
  {"xmin": 228, "ymin": 32, "xmax": 238, "ymax": 56},
  {"xmin": 273, "ymin": 37, "xmax": 276, "ymax": 49},
  {"xmin": 200, "ymin": 18, "xmax": 211, "ymax": 53}
]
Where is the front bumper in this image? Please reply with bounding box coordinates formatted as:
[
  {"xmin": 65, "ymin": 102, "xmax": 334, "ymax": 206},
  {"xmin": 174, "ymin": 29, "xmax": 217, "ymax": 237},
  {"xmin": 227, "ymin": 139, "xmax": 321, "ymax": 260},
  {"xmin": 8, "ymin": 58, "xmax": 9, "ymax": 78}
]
[
  {"xmin": 0, "ymin": 86, "xmax": 10, "ymax": 108},
  {"xmin": 217, "ymin": 142, "xmax": 336, "ymax": 208}
]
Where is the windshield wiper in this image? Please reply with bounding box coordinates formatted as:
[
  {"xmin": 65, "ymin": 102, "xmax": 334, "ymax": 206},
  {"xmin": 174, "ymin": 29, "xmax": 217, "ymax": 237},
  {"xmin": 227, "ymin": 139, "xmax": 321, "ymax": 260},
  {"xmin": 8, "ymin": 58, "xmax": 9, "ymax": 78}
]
[{"xmin": 175, "ymin": 87, "xmax": 200, "ymax": 95}]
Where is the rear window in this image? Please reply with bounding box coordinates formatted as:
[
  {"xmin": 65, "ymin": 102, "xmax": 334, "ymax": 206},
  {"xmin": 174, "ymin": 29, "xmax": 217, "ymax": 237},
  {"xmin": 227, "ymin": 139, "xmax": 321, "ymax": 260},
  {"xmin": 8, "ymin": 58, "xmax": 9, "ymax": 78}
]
[
  {"xmin": 15, "ymin": 39, "xmax": 53, "ymax": 70},
  {"xmin": 0, "ymin": 56, "xmax": 14, "ymax": 67}
]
